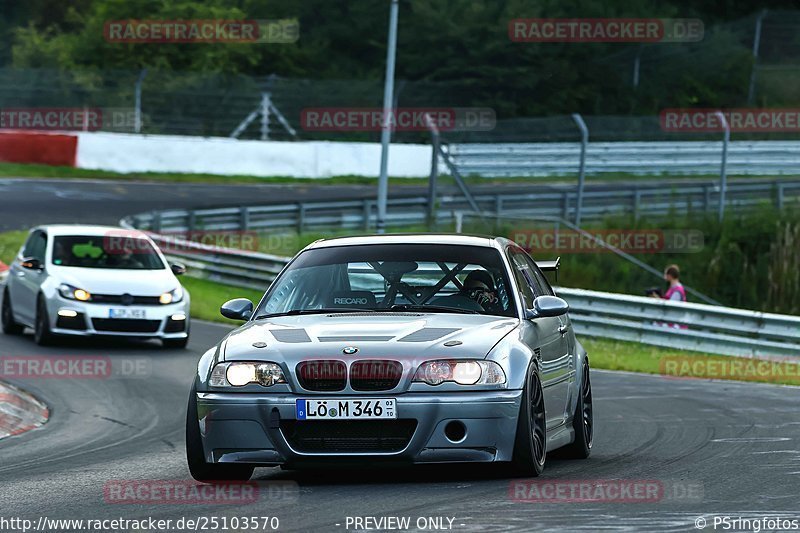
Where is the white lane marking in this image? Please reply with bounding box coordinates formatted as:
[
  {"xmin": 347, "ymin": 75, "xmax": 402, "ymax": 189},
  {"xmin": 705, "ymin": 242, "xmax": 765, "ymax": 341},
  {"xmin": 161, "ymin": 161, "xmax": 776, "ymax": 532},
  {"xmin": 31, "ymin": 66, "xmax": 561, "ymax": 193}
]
[{"xmin": 711, "ymin": 437, "xmax": 791, "ymax": 442}]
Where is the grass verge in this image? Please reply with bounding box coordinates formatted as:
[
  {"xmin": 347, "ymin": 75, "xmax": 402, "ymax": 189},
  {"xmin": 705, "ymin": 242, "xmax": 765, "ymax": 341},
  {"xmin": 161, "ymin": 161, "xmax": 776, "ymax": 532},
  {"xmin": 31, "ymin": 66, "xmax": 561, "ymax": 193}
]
[{"xmin": 0, "ymin": 162, "xmax": 788, "ymax": 187}]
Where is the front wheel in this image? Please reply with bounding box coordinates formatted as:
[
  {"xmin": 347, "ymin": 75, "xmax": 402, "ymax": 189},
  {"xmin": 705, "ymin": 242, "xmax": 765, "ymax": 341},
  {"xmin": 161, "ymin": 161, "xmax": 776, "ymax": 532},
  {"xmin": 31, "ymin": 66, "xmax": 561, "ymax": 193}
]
[
  {"xmin": 1, "ymin": 290, "xmax": 24, "ymax": 335},
  {"xmin": 186, "ymin": 385, "xmax": 254, "ymax": 483},
  {"xmin": 508, "ymin": 365, "xmax": 547, "ymax": 477},
  {"xmin": 558, "ymin": 359, "xmax": 593, "ymax": 459},
  {"xmin": 34, "ymin": 297, "xmax": 56, "ymax": 346}
]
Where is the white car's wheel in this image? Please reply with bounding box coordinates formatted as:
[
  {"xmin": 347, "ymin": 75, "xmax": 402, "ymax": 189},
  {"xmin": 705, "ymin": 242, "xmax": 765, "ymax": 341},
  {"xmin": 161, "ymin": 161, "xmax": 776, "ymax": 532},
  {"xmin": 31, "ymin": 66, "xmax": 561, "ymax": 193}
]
[{"xmin": 2, "ymin": 289, "xmax": 24, "ymax": 335}]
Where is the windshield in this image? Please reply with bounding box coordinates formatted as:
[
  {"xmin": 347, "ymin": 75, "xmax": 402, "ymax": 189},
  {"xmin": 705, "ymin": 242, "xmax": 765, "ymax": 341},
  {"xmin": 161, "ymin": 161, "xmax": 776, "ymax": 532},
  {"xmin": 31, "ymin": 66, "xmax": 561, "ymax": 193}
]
[
  {"xmin": 255, "ymin": 243, "xmax": 517, "ymax": 318},
  {"xmin": 51, "ymin": 235, "xmax": 166, "ymax": 270}
]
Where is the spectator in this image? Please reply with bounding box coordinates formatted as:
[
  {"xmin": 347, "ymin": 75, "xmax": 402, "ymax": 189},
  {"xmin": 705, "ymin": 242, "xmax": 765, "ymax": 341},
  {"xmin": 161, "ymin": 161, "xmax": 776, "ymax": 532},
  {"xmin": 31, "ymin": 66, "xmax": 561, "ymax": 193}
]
[{"xmin": 662, "ymin": 264, "xmax": 687, "ymax": 302}]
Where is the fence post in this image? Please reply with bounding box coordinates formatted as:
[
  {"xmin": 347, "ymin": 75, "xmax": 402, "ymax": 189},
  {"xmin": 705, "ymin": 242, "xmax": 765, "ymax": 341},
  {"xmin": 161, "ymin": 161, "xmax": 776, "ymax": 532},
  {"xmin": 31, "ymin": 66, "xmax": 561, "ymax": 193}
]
[
  {"xmin": 187, "ymin": 210, "xmax": 196, "ymax": 231},
  {"xmin": 260, "ymin": 92, "xmax": 274, "ymax": 141},
  {"xmin": 562, "ymin": 192, "xmax": 570, "ymax": 220},
  {"xmin": 134, "ymin": 69, "xmax": 148, "ymax": 134},
  {"xmin": 426, "ymin": 115, "xmax": 440, "ymax": 228},
  {"xmin": 747, "ymin": 10, "xmax": 767, "ymax": 105},
  {"xmin": 715, "ymin": 111, "xmax": 730, "ymax": 222},
  {"xmin": 239, "ymin": 206, "xmax": 250, "ymax": 231},
  {"xmin": 571, "ymin": 113, "xmax": 589, "ymax": 227},
  {"xmin": 633, "ymin": 188, "xmax": 641, "ymax": 222},
  {"xmin": 777, "ymin": 182, "xmax": 785, "ymax": 210}
]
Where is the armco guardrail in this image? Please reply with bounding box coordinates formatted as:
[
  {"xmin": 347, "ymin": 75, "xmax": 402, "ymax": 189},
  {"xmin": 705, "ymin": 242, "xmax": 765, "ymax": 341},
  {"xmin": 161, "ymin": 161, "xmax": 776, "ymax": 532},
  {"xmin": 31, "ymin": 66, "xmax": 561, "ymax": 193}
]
[
  {"xmin": 122, "ymin": 218, "xmax": 799, "ymax": 359},
  {"xmin": 558, "ymin": 287, "xmax": 800, "ymax": 358},
  {"xmin": 446, "ymin": 141, "xmax": 800, "ymax": 177},
  {"xmin": 123, "ymin": 179, "xmax": 800, "ymax": 232}
]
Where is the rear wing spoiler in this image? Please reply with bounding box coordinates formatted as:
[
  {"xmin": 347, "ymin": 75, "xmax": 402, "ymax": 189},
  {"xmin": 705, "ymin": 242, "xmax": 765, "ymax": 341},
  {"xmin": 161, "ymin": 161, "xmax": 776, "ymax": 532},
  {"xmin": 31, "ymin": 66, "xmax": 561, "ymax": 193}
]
[{"xmin": 535, "ymin": 257, "xmax": 561, "ymax": 282}]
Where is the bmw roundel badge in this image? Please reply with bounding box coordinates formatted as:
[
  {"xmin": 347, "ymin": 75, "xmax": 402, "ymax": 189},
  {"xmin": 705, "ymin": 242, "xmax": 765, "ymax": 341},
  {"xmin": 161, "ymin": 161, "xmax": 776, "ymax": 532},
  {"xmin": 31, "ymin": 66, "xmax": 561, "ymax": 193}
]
[{"xmin": 343, "ymin": 346, "xmax": 358, "ymax": 355}]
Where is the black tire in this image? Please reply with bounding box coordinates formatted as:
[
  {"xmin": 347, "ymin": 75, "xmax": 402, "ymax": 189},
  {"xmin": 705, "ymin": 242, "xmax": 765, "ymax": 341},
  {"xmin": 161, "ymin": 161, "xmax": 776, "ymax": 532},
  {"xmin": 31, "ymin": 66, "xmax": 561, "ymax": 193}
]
[
  {"xmin": 186, "ymin": 385, "xmax": 254, "ymax": 483},
  {"xmin": 34, "ymin": 296, "xmax": 56, "ymax": 346},
  {"xmin": 558, "ymin": 359, "xmax": 593, "ymax": 459},
  {"xmin": 508, "ymin": 365, "xmax": 547, "ymax": 477},
  {"xmin": 162, "ymin": 336, "xmax": 189, "ymax": 349},
  {"xmin": 1, "ymin": 289, "xmax": 24, "ymax": 335}
]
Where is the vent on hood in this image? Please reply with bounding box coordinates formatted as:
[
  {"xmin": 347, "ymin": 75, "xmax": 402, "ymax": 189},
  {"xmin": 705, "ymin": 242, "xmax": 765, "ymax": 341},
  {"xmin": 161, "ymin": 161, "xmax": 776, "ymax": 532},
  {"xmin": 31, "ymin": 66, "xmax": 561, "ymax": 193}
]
[
  {"xmin": 317, "ymin": 336, "xmax": 394, "ymax": 342},
  {"xmin": 270, "ymin": 329, "xmax": 311, "ymax": 343},
  {"xmin": 398, "ymin": 327, "xmax": 460, "ymax": 343}
]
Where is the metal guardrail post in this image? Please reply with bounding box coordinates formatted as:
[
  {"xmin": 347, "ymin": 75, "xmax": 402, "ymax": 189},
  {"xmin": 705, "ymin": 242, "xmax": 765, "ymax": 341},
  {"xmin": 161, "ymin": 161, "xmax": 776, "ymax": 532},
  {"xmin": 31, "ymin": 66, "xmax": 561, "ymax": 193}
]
[
  {"xmin": 633, "ymin": 189, "xmax": 641, "ymax": 222},
  {"xmin": 571, "ymin": 113, "xmax": 589, "ymax": 227},
  {"xmin": 240, "ymin": 206, "xmax": 250, "ymax": 230},
  {"xmin": 704, "ymin": 185, "xmax": 711, "ymax": 212},
  {"xmin": 715, "ymin": 111, "xmax": 730, "ymax": 222},
  {"xmin": 363, "ymin": 199, "xmax": 372, "ymax": 231},
  {"xmin": 562, "ymin": 192, "xmax": 570, "ymax": 219},
  {"xmin": 297, "ymin": 203, "xmax": 306, "ymax": 234},
  {"xmin": 187, "ymin": 210, "xmax": 196, "ymax": 231},
  {"xmin": 151, "ymin": 211, "xmax": 161, "ymax": 232},
  {"xmin": 777, "ymin": 183, "xmax": 785, "ymax": 210}
]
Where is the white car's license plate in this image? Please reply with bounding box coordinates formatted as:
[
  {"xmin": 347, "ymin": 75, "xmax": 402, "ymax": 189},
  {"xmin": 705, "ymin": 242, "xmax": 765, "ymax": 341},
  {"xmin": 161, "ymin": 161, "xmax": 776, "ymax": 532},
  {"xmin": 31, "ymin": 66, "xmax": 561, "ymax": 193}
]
[
  {"xmin": 109, "ymin": 308, "xmax": 146, "ymax": 319},
  {"xmin": 296, "ymin": 398, "xmax": 396, "ymax": 420}
]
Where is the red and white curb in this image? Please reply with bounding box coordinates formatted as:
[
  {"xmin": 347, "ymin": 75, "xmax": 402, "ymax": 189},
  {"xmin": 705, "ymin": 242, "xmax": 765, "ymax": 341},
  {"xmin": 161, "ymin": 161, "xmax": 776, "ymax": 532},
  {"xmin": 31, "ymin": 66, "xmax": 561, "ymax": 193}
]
[{"xmin": 0, "ymin": 381, "xmax": 49, "ymax": 440}]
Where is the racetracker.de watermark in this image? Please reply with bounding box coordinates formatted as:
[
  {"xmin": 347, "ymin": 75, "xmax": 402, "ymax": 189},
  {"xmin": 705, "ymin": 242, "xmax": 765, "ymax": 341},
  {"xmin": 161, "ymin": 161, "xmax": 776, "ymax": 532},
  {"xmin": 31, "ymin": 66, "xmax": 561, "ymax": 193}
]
[
  {"xmin": 510, "ymin": 229, "xmax": 704, "ymax": 254},
  {"xmin": 103, "ymin": 229, "xmax": 261, "ymax": 255},
  {"xmin": 660, "ymin": 356, "xmax": 800, "ymax": 383},
  {"xmin": 0, "ymin": 107, "xmax": 135, "ymax": 131},
  {"xmin": 661, "ymin": 108, "xmax": 800, "ymax": 132},
  {"xmin": 300, "ymin": 107, "xmax": 496, "ymax": 132},
  {"xmin": 509, "ymin": 479, "xmax": 703, "ymax": 503},
  {"xmin": 104, "ymin": 19, "xmax": 299, "ymax": 43},
  {"xmin": 103, "ymin": 480, "xmax": 298, "ymax": 504},
  {"xmin": 0, "ymin": 356, "xmax": 151, "ymax": 379},
  {"xmin": 509, "ymin": 18, "xmax": 704, "ymax": 43}
]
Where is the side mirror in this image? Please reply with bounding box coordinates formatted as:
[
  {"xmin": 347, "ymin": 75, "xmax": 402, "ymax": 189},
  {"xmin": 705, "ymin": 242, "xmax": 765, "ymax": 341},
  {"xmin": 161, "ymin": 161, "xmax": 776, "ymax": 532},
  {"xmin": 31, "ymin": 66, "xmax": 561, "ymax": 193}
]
[
  {"xmin": 220, "ymin": 298, "xmax": 254, "ymax": 321},
  {"xmin": 170, "ymin": 262, "xmax": 187, "ymax": 276},
  {"xmin": 525, "ymin": 295, "xmax": 569, "ymax": 319},
  {"xmin": 20, "ymin": 257, "xmax": 43, "ymax": 270}
]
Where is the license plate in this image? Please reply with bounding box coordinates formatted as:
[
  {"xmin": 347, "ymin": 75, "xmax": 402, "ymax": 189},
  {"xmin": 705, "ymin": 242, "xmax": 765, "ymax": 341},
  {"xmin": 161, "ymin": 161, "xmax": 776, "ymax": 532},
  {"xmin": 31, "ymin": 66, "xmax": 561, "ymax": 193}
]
[
  {"xmin": 109, "ymin": 308, "xmax": 146, "ymax": 319},
  {"xmin": 296, "ymin": 398, "xmax": 396, "ymax": 420}
]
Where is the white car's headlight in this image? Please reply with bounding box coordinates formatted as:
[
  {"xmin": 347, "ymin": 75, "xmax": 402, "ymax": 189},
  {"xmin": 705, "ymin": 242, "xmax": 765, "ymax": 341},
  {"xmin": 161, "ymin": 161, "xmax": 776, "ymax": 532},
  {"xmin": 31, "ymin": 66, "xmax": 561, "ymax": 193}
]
[
  {"xmin": 159, "ymin": 286, "xmax": 183, "ymax": 305},
  {"xmin": 210, "ymin": 362, "xmax": 286, "ymax": 387},
  {"xmin": 413, "ymin": 360, "xmax": 506, "ymax": 386},
  {"xmin": 58, "ymin": 283, "xmax": 92, "ymax": 301}
]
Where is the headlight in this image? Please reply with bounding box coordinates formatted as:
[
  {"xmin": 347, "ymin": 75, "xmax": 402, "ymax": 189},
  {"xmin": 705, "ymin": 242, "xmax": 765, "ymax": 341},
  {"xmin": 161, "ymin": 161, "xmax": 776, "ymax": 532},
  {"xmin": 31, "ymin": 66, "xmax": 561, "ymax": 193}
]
[
  {"xmin": 58, "ymin": 283, "xmax": 91, "ymax": 302},
  {"xmin": 159, "ymin": 286, "xmax": 183, "ymax": 305},
  {"xmin": 413, "ymin": 360, "xmax": 506, "ymax": 385},
  {"xmin": 210, "ymin": 362, "xmax": 286, "ymax": 387}
]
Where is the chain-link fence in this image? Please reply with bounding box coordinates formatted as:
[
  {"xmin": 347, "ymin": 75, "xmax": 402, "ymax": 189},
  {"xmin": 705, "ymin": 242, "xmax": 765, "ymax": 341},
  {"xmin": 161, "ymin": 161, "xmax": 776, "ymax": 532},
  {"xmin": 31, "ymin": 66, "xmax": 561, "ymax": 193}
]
[{"xmin": 1, "ymin": 11, "xmax": 800, "ymax": 142}]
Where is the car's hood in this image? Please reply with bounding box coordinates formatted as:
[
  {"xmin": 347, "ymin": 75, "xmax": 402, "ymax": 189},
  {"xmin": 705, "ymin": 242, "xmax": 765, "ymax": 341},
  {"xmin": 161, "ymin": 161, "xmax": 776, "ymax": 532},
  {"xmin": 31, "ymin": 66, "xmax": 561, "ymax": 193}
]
[
  {"xmin": 49, "ymin": 266, "xmax": 178, "ymax": 295},
  {"xmin": 222, "ymin": 313, "xmax": 520, "ymax": 364}
]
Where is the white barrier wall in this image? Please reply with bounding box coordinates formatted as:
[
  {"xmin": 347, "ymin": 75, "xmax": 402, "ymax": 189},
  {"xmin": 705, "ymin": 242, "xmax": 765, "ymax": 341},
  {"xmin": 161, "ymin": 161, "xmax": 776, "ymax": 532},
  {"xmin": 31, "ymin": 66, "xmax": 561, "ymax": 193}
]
[{"xmin": 75, "ymin": 132, "xmax": 433, "ymax": 178}]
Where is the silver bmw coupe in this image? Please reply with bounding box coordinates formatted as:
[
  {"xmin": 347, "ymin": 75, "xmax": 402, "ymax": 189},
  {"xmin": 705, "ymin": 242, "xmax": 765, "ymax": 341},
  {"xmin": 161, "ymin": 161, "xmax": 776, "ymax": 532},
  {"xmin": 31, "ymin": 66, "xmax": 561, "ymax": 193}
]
[{"xmin": 186, "ymin": 234, "xmax": 593, "ymax": 481}]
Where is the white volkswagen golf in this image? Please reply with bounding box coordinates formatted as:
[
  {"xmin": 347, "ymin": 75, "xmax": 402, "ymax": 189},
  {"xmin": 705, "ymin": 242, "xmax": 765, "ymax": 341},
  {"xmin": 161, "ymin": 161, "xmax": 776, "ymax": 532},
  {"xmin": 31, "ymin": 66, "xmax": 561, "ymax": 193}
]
[{"xmin": 1, "ymin": 225, "xmax": 190, "ymax": 348}]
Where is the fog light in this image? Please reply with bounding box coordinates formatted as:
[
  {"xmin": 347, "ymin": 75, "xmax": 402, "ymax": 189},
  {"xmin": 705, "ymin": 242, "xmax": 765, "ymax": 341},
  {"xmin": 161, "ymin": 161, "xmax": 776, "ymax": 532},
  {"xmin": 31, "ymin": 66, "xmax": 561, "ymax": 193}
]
[
  {"xmin": 57, "ymin": 309, "xmax": 78, "ymax": 317},
  {"xmin": 171, "ymin": 313, "xmax": 186, "ymax": 321}
]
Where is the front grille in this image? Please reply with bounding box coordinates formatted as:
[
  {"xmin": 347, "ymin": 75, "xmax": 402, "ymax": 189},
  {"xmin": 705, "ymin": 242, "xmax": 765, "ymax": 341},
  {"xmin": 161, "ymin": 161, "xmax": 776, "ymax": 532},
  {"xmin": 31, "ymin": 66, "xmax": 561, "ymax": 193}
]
[
  {"xmin": 90, "ymin": 294, "xmax": 162, "ymax": 305},
  {"xmin": 92, "ymin": 318, "xmax": 161, "ymax": 333},
  {"xmin": 296, "ymin": 360, "xmax": 347, "ymax": 391},
  {"xmin": 350, "ymin": 360, "xmax": 403, "ymax": 391},
  {"xmin": 280, "ymin": 419, "xmax": 417, "ymax": 453}
]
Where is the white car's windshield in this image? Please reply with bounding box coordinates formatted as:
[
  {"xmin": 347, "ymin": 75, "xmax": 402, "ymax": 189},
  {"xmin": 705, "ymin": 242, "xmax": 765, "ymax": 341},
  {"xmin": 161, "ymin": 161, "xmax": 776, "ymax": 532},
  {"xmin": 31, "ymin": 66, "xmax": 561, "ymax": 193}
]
[
  {"xmin": 52, "ymin": 235, "xmax": 165, "ymax": 270},
  {"xmin": 255, "ymin": 244, "xmax": 517, "ymax": 318}
]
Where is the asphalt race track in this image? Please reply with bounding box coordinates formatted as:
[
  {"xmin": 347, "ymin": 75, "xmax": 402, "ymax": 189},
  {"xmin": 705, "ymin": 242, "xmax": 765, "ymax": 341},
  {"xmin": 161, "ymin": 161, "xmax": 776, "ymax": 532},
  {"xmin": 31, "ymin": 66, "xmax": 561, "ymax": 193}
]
[{"xmin": 1, "ymin": 178, "xmax": 799, "ymax": 532}]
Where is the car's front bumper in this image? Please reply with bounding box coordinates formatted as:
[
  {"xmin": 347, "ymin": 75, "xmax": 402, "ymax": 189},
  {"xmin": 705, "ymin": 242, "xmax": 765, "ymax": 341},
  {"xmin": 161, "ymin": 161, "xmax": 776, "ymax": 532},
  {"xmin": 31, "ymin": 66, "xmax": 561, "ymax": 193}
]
[
  {"xmin": 46, "ymin": 298, "xmax": 189, "ymax": 339},
  {"xmin": 195, "ymin": 390, "xmax": 523, "ymax": 466}
]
